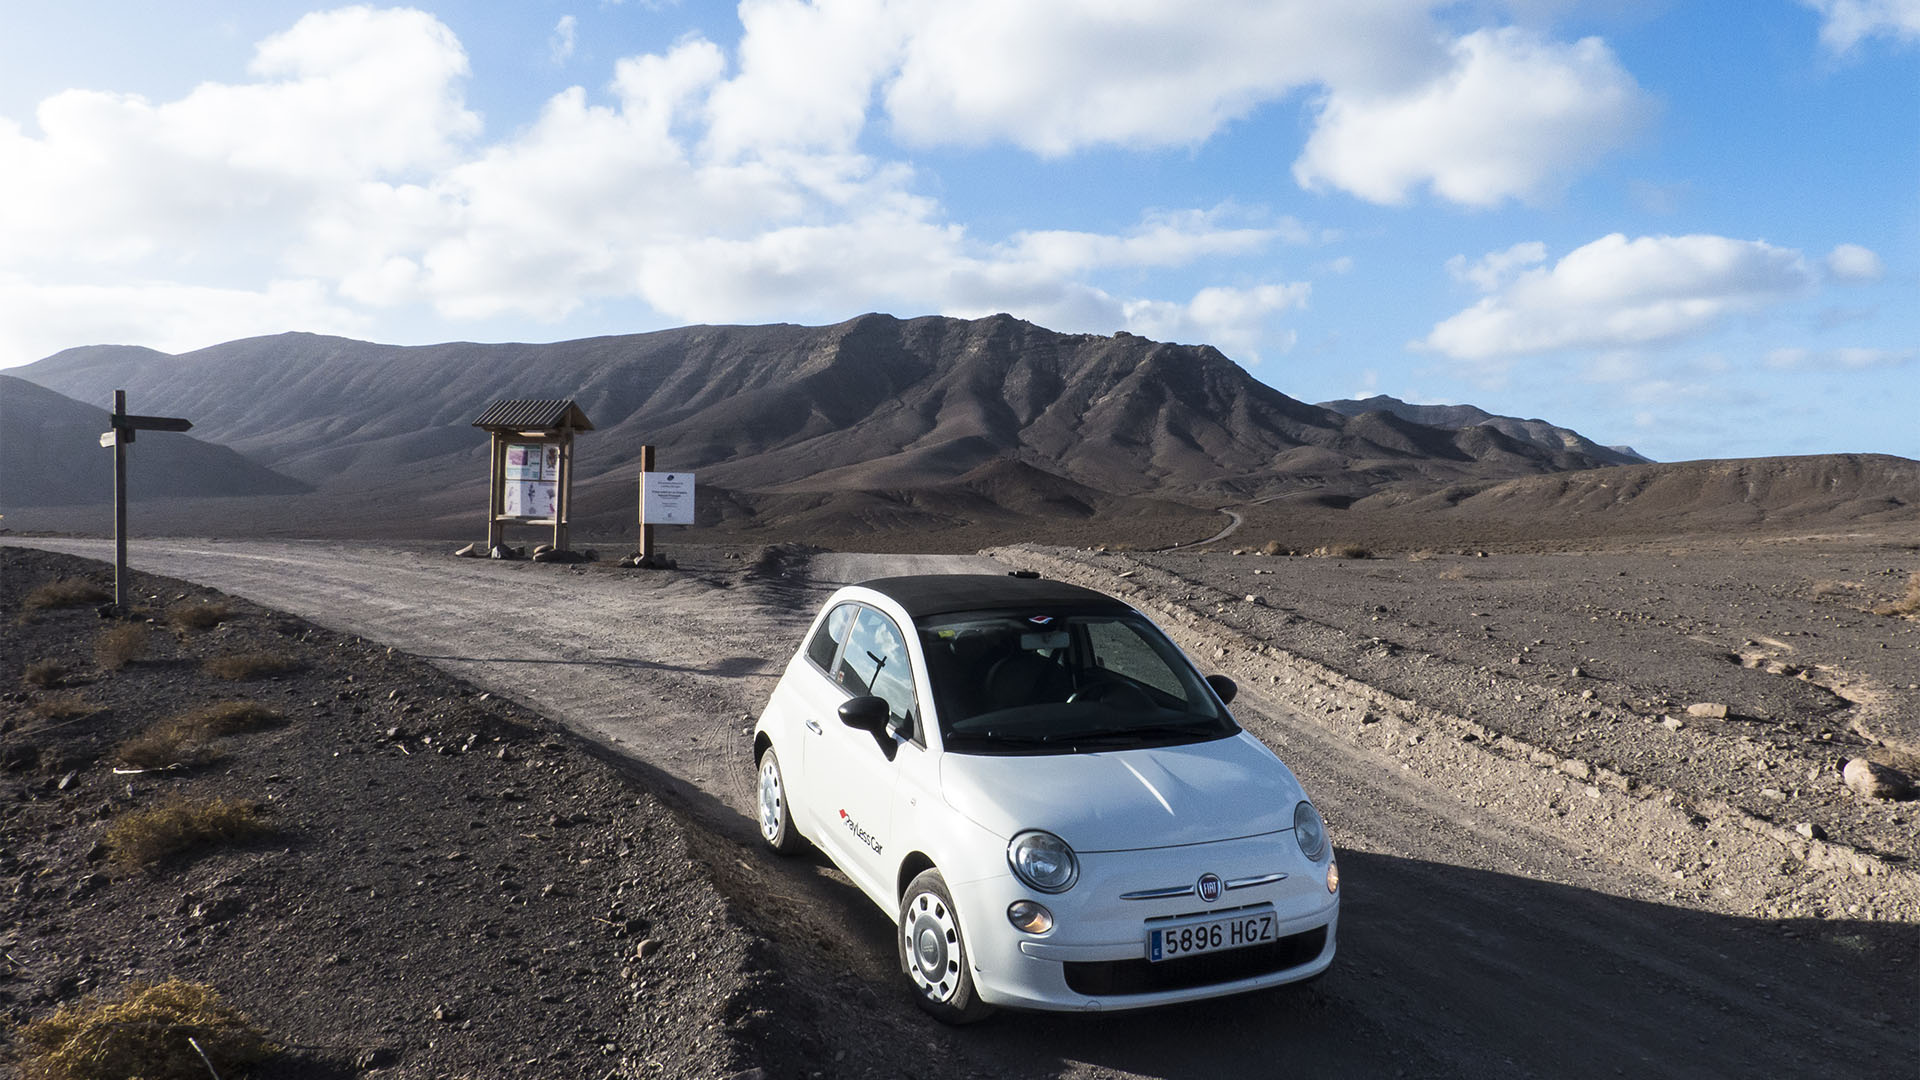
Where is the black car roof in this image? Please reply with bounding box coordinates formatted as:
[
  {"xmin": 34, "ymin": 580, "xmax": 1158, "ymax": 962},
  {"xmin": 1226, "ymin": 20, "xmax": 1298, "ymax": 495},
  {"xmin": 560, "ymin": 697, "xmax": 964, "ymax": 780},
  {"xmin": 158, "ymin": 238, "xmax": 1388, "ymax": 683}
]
[{"xmin": 855, "ymin": 574, "xmax": 1133, "ymax": 619}]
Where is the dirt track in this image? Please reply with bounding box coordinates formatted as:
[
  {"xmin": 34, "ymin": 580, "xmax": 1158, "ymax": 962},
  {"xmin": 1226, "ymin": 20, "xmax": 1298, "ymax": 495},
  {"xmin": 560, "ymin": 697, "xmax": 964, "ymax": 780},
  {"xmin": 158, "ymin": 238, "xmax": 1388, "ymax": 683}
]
[{"xmin": 13, "ymin": 537, "xmax": 1916, "ymax": 1079}]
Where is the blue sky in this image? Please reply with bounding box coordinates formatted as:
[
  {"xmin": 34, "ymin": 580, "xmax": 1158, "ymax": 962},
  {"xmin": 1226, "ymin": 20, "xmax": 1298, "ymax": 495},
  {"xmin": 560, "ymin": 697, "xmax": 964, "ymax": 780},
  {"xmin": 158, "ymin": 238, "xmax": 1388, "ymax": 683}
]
[{"xmin": 1, "ymin": 1, "xmax": 1914, "ymax": 462}]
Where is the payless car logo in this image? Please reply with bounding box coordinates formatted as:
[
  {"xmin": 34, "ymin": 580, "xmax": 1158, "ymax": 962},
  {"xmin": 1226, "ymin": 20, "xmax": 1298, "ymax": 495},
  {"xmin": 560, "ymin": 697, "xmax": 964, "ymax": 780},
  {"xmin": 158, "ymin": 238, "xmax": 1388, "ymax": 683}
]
[{"xmin": 839, "ymin": 809, "xmax": 883, "ymax": 855}]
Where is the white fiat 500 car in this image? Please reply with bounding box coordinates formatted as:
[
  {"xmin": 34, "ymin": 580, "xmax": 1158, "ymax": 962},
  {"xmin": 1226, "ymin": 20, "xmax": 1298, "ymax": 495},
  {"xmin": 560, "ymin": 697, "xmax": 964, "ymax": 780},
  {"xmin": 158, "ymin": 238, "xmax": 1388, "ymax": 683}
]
[{"xmin": 752, "ymin": 573, "xmax": 1338, "ymax": 1022}]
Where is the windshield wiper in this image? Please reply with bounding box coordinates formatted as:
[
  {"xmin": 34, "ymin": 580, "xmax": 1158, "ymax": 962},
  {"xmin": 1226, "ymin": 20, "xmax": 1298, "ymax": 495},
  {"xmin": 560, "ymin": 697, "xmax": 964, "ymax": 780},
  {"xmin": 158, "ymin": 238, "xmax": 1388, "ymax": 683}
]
[{"xmin": 1064, "ymin": 722, "xmax": 1219, "ymax": 746}]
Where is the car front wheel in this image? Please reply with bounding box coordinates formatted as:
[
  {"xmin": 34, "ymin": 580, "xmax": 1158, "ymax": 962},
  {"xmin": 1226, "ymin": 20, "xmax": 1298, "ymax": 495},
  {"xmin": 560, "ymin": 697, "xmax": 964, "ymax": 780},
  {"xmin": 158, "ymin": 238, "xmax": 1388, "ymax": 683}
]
[
  {"xmin": 898, "ymin": 869, "xmax": 994, "ymax": 1024},
  {"xmin": 756, "ymin": 746, "xmax": 803, "ymax": 854}
]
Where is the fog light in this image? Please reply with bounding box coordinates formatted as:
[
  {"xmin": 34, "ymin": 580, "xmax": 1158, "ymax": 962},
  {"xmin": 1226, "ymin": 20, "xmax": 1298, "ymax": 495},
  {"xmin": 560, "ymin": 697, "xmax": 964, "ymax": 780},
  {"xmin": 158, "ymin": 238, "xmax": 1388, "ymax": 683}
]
[
  {"xmin": 1008, "ymin": 900, "xmax": 1054, "ymax": 934},
  {"xmin": 1326, "ymin": 861, "xmax": 1340, "ymax": 894}
]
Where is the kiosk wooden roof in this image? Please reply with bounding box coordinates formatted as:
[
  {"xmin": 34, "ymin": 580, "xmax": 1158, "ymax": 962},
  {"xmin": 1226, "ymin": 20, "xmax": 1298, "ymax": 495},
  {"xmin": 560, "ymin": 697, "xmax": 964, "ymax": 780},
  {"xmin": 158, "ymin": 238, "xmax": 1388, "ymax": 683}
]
[{"xmin": 472, "ymin": 399, "xmax": 594, "ymax": 432}]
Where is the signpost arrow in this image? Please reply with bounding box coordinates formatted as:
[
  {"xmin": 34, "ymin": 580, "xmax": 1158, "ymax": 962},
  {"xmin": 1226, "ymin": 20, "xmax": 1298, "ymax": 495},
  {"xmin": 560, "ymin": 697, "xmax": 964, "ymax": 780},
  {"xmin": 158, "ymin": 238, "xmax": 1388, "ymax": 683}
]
[
  {"xmin": 111, "ymin": 414, "xmax": 193, "ymax": 433},
  {"xmin": 100, "ymin": 390, "xmax": 195, "ymax": 611}
]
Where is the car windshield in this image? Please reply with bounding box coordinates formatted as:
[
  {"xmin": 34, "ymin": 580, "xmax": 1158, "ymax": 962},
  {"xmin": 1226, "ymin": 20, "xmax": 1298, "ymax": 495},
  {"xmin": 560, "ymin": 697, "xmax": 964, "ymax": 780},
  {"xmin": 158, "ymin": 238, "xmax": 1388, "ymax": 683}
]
[{"xmin": 918, "ymin": 609, "xmax": 1237, "ymax": 755}]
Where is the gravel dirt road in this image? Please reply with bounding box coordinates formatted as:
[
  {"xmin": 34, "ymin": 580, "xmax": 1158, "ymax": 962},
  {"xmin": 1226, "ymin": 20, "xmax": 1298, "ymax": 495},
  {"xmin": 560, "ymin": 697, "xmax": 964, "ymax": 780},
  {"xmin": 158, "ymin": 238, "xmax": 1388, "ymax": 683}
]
[{"xmin": 13, "ymin": 536, "xmax": 1916, "ymax": 1079}]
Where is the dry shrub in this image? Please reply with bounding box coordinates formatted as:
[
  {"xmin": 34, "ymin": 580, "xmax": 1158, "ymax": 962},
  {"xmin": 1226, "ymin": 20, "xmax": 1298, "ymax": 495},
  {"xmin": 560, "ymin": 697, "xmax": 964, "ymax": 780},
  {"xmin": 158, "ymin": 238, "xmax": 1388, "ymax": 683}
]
[
  {"xmin": 166, "ymin": 601, "xmax": 231, "ymax": 631},
  {"xmin": 1311, "ymin": 543, "xmax": 1373, "ymax": 560},
  {"xmin": 104, "ymin": 796, "xmax": 272, "ymax": 869},
  {"xmin": 1259, "ymin": 540, "xmax": 1291, "ymax": 557},
  {"xmin": 177, "ymin": 700, "xmax": 281, "ymax": 738},
  {"xmin": 113, "ymin": 727, "xmax": 210, "ymax": 771},
  {"xmin": 1406, "ymin": 550, "xmax": 1437, "ymax": 562},
  {"xmin": 1809, "ymin": 579, "xmax": 1862, "ymax": 600},
  {"xmin": 93, "ymin": 623, "xmax": 150, "ymax": 671},
  {"xmin": 114, "ymin": 702, "xmax": 281, "ymax": 769},
  {"xmin": 14, "ymin": 977, "xmax": 275, "ymax": 1080},
  {"xmin": 1873, "ymin": 572, "xmax": 1920, "ymax": 617},
  {"xmin": 24, "ymin": 579, "xmax": 110, "ymax": 611},
  {"xmin": 30, "ymin": 693, "xmax": 92, "ymax": 721},
  {"xmin": 24, "ymin": 660, "xmax": 69, "ymax": 688},
  {"xmin": 1438, "ymin": 564, "xmax": 1471, "ymax": 582},
  {"xmin": 202, "ymin": 651, "xmax": 301, "ymax": 681}
]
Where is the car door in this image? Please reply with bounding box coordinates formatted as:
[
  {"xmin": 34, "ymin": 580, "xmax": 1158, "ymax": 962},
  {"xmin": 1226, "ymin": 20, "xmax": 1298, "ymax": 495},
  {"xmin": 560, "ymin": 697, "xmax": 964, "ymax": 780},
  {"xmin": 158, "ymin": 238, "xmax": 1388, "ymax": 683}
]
[{"xmin": 811, "ymin": 604, "xmax": 917, "ymax": 901}]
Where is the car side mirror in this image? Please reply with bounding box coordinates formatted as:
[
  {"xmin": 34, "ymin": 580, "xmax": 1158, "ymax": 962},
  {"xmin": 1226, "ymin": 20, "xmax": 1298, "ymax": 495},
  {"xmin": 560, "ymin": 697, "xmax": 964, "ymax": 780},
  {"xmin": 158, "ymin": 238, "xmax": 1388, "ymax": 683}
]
[
  {"xmin": 838, "ymin": 695, "xmax": 891, "ymax": 734},
  {"xmin": 1205, "ymin": 674, "xmax": 1238, "ymax": 705}
]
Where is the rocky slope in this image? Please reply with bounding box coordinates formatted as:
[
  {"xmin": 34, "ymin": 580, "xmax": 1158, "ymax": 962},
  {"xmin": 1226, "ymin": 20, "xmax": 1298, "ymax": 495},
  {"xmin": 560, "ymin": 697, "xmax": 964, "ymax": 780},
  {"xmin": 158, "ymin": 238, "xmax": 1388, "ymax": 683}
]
[{"xmin": 0, "ymin": 376, "xmax": 309, "ymax": 508}]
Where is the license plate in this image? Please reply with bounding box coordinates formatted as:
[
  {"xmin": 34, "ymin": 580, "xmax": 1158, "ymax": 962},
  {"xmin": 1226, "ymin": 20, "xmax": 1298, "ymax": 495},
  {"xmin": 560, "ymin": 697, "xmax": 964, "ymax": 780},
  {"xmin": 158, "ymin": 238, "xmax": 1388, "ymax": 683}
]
[{"xmin": 1149, "ymin": 909, "xmax": 1277, "ymax": 962}]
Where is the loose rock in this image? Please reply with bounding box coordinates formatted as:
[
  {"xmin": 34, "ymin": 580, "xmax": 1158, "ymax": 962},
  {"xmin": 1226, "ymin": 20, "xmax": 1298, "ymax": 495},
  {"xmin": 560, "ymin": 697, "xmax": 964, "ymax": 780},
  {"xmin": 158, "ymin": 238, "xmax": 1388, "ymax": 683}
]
[{"xmin": 1842, "ymin": 758, "xmax": 1914, "ymax": 801}]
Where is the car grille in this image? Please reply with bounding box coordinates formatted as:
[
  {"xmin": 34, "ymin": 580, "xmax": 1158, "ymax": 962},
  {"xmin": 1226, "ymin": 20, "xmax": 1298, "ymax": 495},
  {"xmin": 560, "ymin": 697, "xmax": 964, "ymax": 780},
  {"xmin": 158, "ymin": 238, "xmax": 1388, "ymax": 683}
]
[{"xmin": 1061, "ymin": 926, "xmax": 1327, "ymax": 997}]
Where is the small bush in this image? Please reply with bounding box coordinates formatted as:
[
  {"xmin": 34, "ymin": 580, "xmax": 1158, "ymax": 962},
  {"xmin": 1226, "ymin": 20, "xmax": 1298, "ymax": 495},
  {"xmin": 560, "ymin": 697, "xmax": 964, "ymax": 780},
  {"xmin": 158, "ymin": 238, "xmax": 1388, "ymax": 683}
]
[
  {"xmin": 1259, "ymin": 540, "xmax": 1292, "ymax": 556},
  {"xmin": 1437, "ymin": 564, "xmax": 1471, "ymax": 582},
  {"xmin": 1310, "ymin": 543, "xmax": 1372, "ymax": 559},
  {"xmin": 24, "ymin": 579, "xmax": 110, "ymax": 611},
  {"xmin": 113, "ymin": 727, "xmax": 211, "ymax": 771},
  {"xmin": 166, "ymin": 602, "xmax": 231, "ymax": 631},
  {"xmin": 15, "ymin": 977, "xmax": 275, "ymax": 1080},
  {"xmin": 24, "ymin": 660, "xmax": 69, "ymax": 688},
  {"xmin": 30, "ymin": 693, "xmax": 92, "ymax": 721},
  {"xmin": 114, "ymin": 702, "xmax": 280, "ymax": 769},
  {"xmin": 202, "ymin": 651, "xmax": 301, "ymax": 681},
  {"xmin": 93, "ymin": 623, "xmax": 150, "ymax": 671},
  {"xmin": 104, "ymin": 796, "xmax": 272, "ymax": 869},
  {"xmin": 1873, "ymin": 572, "xmax": 1920, "ymax": 617}
]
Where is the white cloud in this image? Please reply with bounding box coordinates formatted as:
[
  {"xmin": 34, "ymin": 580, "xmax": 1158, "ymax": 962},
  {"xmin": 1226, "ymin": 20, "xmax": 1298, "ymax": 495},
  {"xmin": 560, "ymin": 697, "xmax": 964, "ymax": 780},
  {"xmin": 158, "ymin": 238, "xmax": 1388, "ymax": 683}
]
[
  {"xmin": 1766, "ymin": 346, "xmax": 1914, "ymax": 370},
  {"xmin": 1801, "ymin": 0, "xmax": 1920, "ymax": 51},
  {"xmin": 1294, "ymin": 29, "xmax": 1651, "ymax": 206},
  {"xmin": 1122, "ymin": 283, "xmax": 1310, "ymax": 363},
  {"xmin": 0, "ymin": 274, "xmax": 368, "ymax": 361},
  {"xmin": 1447, "ymin": 240, "xmax": 1547, "ymax": 292},
  {"xmin": 1826, "ymin": 243, "xmax": 1884, "ymax": 282},
  {"xmin": 1422, "ymin": 233, "xmax": 1814, "ymax": 362},
  {"xmin": 550, "ymin": 15, "xmax": 578, "ymax": 64},
  {"xmin": 882, "ymin": 0, "xmax": 1442, "ymax": 156},
  {"xmin": 8, "ymin": 4, "xmax": 1675, "ymax": 367},
  {"xmin": 0, "ymin": 6, "xmax": 477, "ymax": 270}
]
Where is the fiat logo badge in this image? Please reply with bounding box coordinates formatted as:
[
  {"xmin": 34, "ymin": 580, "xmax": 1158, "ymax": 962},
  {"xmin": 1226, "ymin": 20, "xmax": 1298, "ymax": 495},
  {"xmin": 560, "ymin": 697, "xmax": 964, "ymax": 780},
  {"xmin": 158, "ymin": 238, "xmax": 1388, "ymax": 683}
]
[{"xmin": 1197, "ymin": 873, "xmax": 1222, "ymax": 903}]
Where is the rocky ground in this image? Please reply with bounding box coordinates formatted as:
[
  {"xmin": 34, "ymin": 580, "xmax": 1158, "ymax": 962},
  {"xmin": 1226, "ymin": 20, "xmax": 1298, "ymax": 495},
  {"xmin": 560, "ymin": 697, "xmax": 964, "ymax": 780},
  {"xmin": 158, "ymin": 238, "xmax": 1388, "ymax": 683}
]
[
  {"xmin": 0, "ymin": 547, "xmax": 992, "ymax": 1080},
  {"xmin": 5, "ymin": 535, "xmax": 1916, "ymax": 1080},
  {"xmin": 997, "ymin": 533, "xmax": 1920, "ymax": 923}
]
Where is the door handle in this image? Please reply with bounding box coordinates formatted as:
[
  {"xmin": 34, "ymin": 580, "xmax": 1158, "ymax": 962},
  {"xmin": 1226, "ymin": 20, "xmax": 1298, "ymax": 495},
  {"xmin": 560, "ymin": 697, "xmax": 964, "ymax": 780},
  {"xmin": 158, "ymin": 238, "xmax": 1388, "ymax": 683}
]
[{"xmin": 805, "ymin": 718, "xmax": 823, "ymax": 734}]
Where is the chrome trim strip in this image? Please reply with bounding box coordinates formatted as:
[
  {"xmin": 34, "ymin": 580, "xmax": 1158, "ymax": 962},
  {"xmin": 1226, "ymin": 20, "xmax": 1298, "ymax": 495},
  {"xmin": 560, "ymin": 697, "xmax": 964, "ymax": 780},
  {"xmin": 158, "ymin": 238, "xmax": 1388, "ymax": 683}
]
[
  {"xmin": 1225, "ymin": 873, "xmax": 1288, "ymax": 890},
  {"xmin": 1120, "ymin": 884, "xmax": 1195, "ymax": 901}
]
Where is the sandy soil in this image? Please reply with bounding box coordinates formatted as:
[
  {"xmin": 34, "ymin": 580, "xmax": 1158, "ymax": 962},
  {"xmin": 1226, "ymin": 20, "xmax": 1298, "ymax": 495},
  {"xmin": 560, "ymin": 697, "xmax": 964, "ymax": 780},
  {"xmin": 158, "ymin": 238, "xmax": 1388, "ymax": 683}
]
[{"xmin": 6, "ymin": 536, "xmax": 1916, "ymax": 1079}]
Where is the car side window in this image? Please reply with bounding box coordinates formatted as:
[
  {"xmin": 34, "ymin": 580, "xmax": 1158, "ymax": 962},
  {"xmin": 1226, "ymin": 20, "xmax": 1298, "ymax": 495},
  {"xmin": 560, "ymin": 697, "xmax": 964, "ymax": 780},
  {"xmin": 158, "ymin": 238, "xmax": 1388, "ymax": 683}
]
[
  {"xmin": 806, "ymin": 603, "xmax": 857, "ymax": 673},
  {"xmin": 835, "ymin": 607, "xmax": 918, "ymax": 739}
]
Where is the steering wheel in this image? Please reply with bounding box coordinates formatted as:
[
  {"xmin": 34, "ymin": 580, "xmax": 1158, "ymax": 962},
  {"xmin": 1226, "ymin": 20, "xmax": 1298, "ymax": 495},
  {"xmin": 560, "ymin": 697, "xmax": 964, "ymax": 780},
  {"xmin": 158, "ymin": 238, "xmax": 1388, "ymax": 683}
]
[{"xmin": 1066, "ymin": 678, "xmax": 1154, "ymax": 710}]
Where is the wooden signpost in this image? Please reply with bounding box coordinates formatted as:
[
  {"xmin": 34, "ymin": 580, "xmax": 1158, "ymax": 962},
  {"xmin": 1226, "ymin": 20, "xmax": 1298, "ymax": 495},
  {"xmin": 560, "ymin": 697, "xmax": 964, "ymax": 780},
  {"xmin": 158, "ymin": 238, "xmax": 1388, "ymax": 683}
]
[
  {"xmin": 633, "ymin": 444, "xmax": 696, "ymax": 568},
  {"xmin": 101, "ymin": 389, "xmax": 194, "ymax": 611}
]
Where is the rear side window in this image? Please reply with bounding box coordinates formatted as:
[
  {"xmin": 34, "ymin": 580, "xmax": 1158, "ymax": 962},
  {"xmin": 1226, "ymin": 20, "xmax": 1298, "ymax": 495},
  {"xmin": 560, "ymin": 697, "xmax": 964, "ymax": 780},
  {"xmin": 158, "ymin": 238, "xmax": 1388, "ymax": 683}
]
[{"xmin": 806, "ymin": 603, "xmax": 856, "ymax": 672}]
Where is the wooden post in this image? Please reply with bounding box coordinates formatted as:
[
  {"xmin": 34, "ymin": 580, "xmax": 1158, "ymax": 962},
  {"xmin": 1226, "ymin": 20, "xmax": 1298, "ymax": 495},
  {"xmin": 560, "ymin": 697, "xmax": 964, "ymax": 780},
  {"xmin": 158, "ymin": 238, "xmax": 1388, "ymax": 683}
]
[
  {"xmin": 112, "ymin": 389, "xmax": 128, "ymax": 611},
  {"xmin": 553, "ymin": 430, "xmax": 567, "ymax": 552},
  {"xmin": 637, "ymin": 444, "xmax": 655, "ymax": 565},
  {"xmin": 486, "ymin": 434, "xmax": 504, "ymax": 552}
]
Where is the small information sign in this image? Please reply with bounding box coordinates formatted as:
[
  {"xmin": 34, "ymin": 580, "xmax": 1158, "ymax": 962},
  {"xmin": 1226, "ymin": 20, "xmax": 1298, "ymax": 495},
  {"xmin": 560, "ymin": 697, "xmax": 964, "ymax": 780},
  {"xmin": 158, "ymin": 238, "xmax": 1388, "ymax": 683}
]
[{"xmin": 642, "ymin": 471, "xmax": 696, "ymax": 525}]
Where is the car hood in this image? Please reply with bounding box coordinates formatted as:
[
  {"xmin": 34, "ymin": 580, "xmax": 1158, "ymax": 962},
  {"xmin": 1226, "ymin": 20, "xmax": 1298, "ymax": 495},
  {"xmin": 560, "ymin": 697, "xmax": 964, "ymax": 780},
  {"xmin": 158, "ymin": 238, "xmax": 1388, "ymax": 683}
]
[{"xmin": 938, "ymin": 733, "xmax": 1303, "ymax": 852}]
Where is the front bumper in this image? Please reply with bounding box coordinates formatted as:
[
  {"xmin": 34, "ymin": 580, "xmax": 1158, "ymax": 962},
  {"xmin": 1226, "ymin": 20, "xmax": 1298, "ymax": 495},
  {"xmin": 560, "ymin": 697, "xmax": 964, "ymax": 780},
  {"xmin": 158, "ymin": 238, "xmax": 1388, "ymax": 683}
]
[{"xmin": 950, "ymin": 836, "xmax": 1339, "ymax": 1012}]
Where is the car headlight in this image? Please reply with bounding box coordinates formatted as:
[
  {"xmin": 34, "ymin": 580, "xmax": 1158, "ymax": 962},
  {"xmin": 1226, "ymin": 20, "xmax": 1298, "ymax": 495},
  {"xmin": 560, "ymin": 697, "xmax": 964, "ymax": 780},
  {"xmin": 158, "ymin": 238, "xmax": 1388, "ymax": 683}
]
[
  {"xmin": 1007, "ymin": 830, "xmax": 1079, "ymax": 893},
  {"xmin": 1294, "ymin": 801, "xmax": 1328, "ymax": 861}
]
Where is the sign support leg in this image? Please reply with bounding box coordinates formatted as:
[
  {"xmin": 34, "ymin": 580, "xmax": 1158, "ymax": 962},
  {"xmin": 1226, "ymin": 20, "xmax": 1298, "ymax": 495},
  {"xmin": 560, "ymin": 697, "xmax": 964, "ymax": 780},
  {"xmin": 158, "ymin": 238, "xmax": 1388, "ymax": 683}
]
[
  {"xmin": 638, "ymin": 444, "xmax": 655, "ymax": 566},
  {"xmin": 112, "ymin": 389, "xmax": 128, "ymax": 612}
]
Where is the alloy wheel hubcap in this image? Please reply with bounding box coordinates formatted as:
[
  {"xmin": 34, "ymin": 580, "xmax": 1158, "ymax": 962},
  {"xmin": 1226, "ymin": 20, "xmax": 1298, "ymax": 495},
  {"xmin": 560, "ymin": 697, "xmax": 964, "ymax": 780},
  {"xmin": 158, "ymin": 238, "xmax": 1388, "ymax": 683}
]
[
  {"xmin": 757, "ymin": 759, "xmax": 783, "ymax": 840},
  {"xmin": 904, "ymin": 891, "xmax": 961, "ymax": 1002}
]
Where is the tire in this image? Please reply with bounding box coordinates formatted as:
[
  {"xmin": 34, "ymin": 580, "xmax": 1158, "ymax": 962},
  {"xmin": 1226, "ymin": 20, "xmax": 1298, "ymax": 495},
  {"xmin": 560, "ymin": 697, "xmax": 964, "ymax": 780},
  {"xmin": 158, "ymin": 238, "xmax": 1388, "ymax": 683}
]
[
  {"xmin": 898, "ymin": 869, "xmax": 994, "ymax": 1024},
  {"xmin": 756, "ymin": 746, "xmax": 804, "ymax": 854}
]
